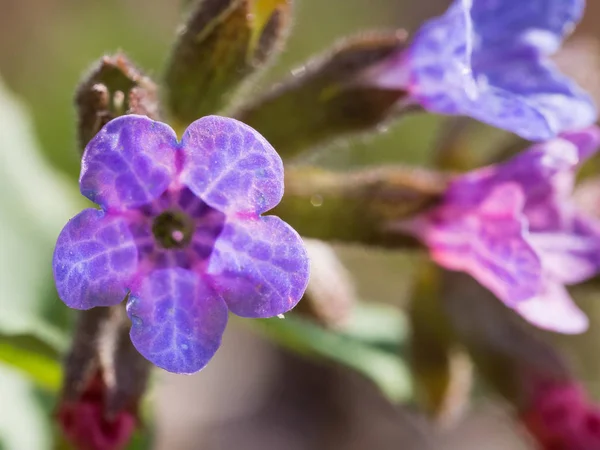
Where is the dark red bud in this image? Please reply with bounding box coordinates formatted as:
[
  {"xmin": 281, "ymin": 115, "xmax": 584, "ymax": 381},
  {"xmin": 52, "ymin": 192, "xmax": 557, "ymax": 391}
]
[
  {"xmin": 57, "ymin": 370, "xmax": 136, "ymax": 450},
  {"xmin": 521, "ymin": 380, "xmax": 600, "ymax": 450}
]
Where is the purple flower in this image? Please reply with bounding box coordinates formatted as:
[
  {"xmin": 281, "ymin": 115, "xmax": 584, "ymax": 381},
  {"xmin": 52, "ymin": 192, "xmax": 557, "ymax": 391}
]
[
  {"xmin": 53, "ymin": 115, "xmax": 310, "ymax": 374},
  {"xmin": 404, "ymin": 126, "xmax": 600, "ymax": 334},
  {"xmin": 367, "ymin": 0, "xmax": 596, "ymax": 140}
]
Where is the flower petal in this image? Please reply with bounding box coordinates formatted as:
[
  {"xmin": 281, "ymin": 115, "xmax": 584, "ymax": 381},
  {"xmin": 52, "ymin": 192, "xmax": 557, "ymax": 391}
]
[
  {"xmin": 206, "ymin": 216, "xmax": 309, "ymax": 318},
  {"xmin": 514, "ymin": 282, "xmax": 588, "ymax": 334},
  {"xmin": 528, "ymin": 217, "xmax": 600, "ymax": 284},
  {"xmin": 463, "ymin": 53, "xmax": 596, "ymax": 140},
  {"xmin": 127, "ymin": 268, "xmax": 228, "ymax": 374},
  {"xmin": 180, "ymin": 116, "xmax": 284, "ymax": 215},
  {"xmin": 449, "ymin": 128, "xmax": 600, "ymax": 231},
  {"xmin": 53, "ymin": 209, "xmax": 138, "ymax": 309},
  {"xmin": 80, "ymin": 115, "xmax": 178, "ymax": 210},
  {"xmin": 388, "ymin": 0, "xmax": 595, "ymax": 139},
  {"xmin": 560, "ymin": 126, "xmax": 600, "ymax": 161},
  {"xmin": 421, "ymin": 183, "xmax": 542, "ymax": 305},
  {"xmin": 469, "ymin": 0, "xmax": 583, "ymax": 53},
  {"xmin": 501, "ymin": 131, "xmax": 598, "ymax": 231}
]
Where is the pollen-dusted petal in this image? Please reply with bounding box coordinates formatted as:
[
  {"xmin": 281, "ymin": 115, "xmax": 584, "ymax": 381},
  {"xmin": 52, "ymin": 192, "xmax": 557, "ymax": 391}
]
[
  {"xmin": 180, "ymin": 116, "xmax": 284, "ymax": 215},
  {"xmin": 53, "ymin": 209, "xmax": 138, "ymax": 309},
  {"xmin": 514, "ymin": 282, "xmax": 588, "ymax": 334},
  {"xmin": 424, "ymin": 183, "xmax": 542, "ymax": 305},
  {"xmin": 126, "ymin": 268, "xmax": 228, "ymax": 374},
  {"xmin": 80, "ymin": 115, "xmax": 178, "ymax": 210},
  {"xmin": 206, "ymin": 216, "xmax": 309, "ymax": 318}
]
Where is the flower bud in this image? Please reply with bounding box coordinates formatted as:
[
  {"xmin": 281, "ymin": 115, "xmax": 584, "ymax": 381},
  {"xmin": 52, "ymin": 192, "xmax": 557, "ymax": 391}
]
[
  {"xmin": 164, "ymin": 0, "xmax": 293, "ymax": 126},
  {"xmin": 75, "ymin": 53, "xmax": 159, "ymax": 153},
  {"xmin": 57, "ymin": 369, "xmax": 136, "ymax": 450},
  {"xmin": 57, "ymin": 306, "xmax": 150, "ymax": 450}
]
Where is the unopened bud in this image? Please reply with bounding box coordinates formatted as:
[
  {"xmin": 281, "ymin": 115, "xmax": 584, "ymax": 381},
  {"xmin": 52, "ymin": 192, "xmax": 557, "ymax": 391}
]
[
  {"xmin": 57, "ymin": 305, "xmax": 150, "ymax": 450},
  {"xmin": 75, "ymin": 53, "xmax": 159, "ymax": 153},
  {"xmin": 164, "ymin": 0, "xmax": 293, "ymax": 126}
]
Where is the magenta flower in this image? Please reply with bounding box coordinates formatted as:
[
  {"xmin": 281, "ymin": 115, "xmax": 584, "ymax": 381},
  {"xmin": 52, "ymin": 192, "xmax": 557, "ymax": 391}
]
[
  {"xmin": 53, "ymin": 115, "xmax": 309, "ymax": 374},
  {"xmin": 404, "ymin": 127, "xmax": 600, "ymax": 334},
  {"xmin": 366, "ymin": 0, "xmax": 596, "ymax": 140},
  {"xmin": 522, "ymin": 379, "xmax": 600, "ymax": 449}
]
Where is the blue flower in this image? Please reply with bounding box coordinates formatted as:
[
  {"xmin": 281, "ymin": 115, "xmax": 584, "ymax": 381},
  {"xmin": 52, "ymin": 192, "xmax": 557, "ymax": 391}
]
[
  {"xmin": 53, "ymin": 115, "xmax": 310, "ymax": 374},
  {"xmin": 367, "ymin": 0, "xmax": 596, "ymax": 140}
]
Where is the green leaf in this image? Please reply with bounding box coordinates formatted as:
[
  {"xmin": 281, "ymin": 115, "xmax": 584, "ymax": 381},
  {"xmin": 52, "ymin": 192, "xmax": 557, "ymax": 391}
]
[
  {"xmin": 0, "ymin": 339, "xmax": 62, "ymax": 393},
  {"xmin": 0, "ymin": 78, "xmax": 81, "ymax": 356},
  {"xmin": 341, "ymin": 302, "xmax": 409, "ymax": 347},
  {"xmin": 252, "ymin": 303, "xmax": 412, "ymax": 403}
]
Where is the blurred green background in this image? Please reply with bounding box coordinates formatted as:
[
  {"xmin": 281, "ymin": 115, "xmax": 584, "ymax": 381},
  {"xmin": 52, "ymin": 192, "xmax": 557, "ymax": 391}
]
[{"xmin": 2, "ymin": 1, "xmax": 600, "ymax": 449}]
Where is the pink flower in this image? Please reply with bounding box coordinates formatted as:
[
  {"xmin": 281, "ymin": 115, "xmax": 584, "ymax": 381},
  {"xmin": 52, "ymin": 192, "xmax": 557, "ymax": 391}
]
[{"xmin": 405, "ymin": 127, "xmax": 600, "ymax": 333}]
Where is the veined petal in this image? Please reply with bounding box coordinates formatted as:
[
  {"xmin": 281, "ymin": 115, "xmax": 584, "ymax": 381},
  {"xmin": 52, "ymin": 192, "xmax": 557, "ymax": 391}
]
[
  {"xmin": 53, "ymin": 209, "xmax": 138, "ymax": 309},
  {"xmin": 80, "ymin": 115, "xmax": 178, "ymax": 210},
  {"xmin": 180, "ymin": 116, "xmax": 284, "ymax": 215},
  {"xmin": 127, "ymin": 268, "xmax": 228, "ymax": 374},
  {"xmin": 514, "ymin": 282, "xmax": 588, "ymax": 334},
  {"xmin": 421, "ymin": 183, "xmax": 542, "ymax": 305},
  {"xmin": 206, "ymin": 216, "xmax": 309, "ymax": 318},
  {"xmin": 384, "ymin": 0, "xmax": 595, "ymax": 139}
]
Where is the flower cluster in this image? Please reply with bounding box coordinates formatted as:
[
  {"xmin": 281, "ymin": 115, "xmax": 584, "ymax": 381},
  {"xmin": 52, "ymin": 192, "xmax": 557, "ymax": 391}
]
[
  {"xmin": 53, "ymin": 115, "xmax": 309, "ymax": 373},
  {"xmin": 363, "ymin": 0, "xmax": 600, "ymax": 334},
  {"xmin": 53, "ymin": 0, "xmax": 598, "ymax": 403}
]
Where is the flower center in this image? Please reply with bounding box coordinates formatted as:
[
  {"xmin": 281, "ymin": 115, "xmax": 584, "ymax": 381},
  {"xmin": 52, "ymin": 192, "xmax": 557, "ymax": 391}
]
[{"xmin": 152, "ymin": 210, "xmax": 194, "ymax": 249}]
